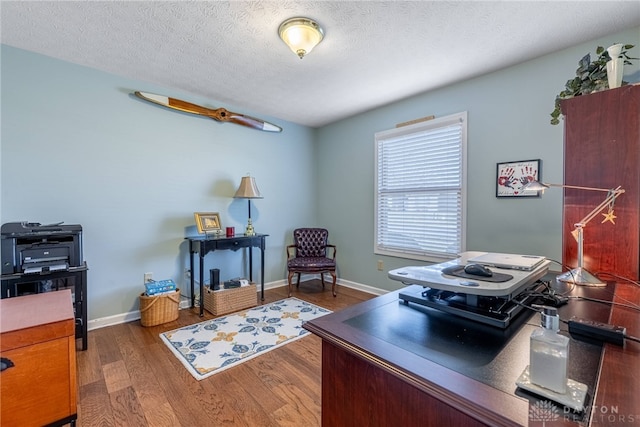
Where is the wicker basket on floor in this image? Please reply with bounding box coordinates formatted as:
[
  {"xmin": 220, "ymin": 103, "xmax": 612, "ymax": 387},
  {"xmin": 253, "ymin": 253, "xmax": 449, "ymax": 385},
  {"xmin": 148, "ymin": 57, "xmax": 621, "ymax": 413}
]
[
  {"xmin": 139, "ymin": 289, "xmax": 180, "ymax": 327},
  {"xmin": 203, "ymin": 284, "xmax": 257, "ymax": 316}
]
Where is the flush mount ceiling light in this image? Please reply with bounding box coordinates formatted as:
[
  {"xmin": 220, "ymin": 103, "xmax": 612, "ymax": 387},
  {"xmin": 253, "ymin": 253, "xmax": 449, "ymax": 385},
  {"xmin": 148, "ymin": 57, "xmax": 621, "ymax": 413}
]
[{"xmin": 278, "ymin": 17, "xmax": 324, "ymax": 59}]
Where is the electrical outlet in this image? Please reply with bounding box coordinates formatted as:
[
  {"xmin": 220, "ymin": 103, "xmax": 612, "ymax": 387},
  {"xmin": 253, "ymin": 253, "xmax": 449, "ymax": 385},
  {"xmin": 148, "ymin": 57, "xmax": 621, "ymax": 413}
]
[
  {"xmin": 144, "ymin": 272, "xmax": 153, "ymax": 283},
  {"xmin": 377, "ymin": 260, "xmax": 384, "ymax": 271}
]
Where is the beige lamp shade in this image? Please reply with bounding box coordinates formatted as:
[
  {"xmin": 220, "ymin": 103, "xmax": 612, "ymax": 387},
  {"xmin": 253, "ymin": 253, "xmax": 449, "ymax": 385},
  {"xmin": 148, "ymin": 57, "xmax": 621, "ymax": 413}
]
[{"xmin": 234, "ymin": 176, "xmax": 263, "ymax": 199}]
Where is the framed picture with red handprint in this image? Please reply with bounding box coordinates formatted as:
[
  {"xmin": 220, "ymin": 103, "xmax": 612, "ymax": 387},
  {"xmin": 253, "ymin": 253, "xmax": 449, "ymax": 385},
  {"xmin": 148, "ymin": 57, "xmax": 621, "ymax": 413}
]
[{"xmin": 496, "ymin": 159, "xmax": 541, "ymax": 198}]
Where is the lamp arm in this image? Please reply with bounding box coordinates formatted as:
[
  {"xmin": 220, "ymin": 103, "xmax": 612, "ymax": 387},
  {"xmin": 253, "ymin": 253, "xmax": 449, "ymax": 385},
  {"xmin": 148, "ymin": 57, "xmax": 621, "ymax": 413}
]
[
  {"xmin": 574, "ymin": 186, "xmax": 625, "ymax": 228},
  {"xmin": 545, "ymin": 183, "xmax": 617, "ymax": 192}
]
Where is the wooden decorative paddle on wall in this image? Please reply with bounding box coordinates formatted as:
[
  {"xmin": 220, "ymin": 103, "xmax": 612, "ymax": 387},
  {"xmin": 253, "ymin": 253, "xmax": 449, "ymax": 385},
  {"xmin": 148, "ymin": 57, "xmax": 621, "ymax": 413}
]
[{"xmin": 134, "ymin": 91, "xmax": 282, "ymax": 133}]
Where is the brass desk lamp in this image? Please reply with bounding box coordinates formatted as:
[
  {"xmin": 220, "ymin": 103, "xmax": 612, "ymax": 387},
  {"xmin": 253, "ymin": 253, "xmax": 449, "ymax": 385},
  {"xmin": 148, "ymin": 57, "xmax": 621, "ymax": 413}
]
[{"xmin": 524, "ymin": 181, "xmax": 625, "ymax": 286}]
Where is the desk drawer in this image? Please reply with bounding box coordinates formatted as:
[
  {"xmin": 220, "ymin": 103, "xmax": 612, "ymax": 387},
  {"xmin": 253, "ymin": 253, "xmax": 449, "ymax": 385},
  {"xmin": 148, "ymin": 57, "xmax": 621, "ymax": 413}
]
[
  {"xmin": 1, "ymin": 336, "xmax": 76, "ymax": 427},
  {"xmin": 213, "ymin": 237, "xmax": 256, "ymax": 251}
]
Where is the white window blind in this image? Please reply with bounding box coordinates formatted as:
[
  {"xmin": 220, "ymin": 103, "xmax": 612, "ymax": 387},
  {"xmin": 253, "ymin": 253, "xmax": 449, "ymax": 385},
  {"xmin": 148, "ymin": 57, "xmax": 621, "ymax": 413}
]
[{"xmin": 375, "ymin": 112, "xmax": 467, "ymax": 261}]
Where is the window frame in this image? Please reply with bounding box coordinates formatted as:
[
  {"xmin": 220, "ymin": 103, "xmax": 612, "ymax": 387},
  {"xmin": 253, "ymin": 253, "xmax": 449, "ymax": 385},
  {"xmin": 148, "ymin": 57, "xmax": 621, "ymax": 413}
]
[{"xmin": 374, "ymin": 111, "xmax": 467, "ymax": 263}]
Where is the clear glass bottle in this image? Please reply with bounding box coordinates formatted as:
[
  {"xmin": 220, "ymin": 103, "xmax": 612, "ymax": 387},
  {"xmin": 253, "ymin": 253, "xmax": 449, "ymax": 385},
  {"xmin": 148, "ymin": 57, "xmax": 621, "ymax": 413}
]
[{"xmin": 529, "ymin": 306, "xmax": 569, "ymax": 394}]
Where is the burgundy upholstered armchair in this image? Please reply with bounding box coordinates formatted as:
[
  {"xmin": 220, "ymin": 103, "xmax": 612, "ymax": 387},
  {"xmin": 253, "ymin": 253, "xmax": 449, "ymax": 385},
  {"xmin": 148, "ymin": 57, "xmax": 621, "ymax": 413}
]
[{"xmin": 286, "ymin": 228, "xmax": 337, "ymax": 297}]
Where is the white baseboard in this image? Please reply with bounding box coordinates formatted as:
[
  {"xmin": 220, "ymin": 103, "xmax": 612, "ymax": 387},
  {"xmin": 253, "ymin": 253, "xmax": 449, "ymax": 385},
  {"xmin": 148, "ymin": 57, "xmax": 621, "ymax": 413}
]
[
  {"xmin": 333, "ymin": 278, "xmax": 388, "ymax": 296},
  {"xmin": 87, "ymin": 278, "xmax": 384, "ymax": 331}
]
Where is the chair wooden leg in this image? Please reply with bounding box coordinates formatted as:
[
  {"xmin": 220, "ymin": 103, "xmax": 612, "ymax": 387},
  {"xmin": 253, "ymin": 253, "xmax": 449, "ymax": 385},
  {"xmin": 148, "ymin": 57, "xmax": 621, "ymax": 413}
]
[
  {"xmin": 320, "ymin": 272, "xmax": 325, "ymax": 289},
  {"xmin": 287, "ymin": 271, "xmax": 295, "ymax": 297},
  {"xmin": 330, "ymin": 270, "xmax": 337, "ymax": 297},
  {"xmin": 296, "ymin": 272, "xmax": 301, "ymax": 288}
]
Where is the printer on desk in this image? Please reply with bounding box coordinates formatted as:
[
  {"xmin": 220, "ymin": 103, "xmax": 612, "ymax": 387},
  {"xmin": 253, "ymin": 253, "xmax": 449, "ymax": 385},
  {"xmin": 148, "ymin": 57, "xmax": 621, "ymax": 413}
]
[
  {"xmin": 1, "ymin": 221, "xmax": 89, "ymax": 350},
  {"xmin": 1, "ymin": 222, "xmax": 83, "ymax": 275}
]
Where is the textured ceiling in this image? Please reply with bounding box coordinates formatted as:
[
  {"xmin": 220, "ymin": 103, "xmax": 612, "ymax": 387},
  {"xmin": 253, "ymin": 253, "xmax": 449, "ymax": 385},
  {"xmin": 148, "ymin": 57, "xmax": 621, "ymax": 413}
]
[{"xmin": 2, "ymin": 1, "xmax": 639, "ymax": 128}]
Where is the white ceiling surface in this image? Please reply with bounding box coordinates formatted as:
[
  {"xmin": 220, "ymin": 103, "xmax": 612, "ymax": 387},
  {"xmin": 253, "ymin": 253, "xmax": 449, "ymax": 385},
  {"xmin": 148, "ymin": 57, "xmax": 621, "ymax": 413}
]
[{"xmin": 2, "ymin": 1, "xmax": 639, "ymax": 128}]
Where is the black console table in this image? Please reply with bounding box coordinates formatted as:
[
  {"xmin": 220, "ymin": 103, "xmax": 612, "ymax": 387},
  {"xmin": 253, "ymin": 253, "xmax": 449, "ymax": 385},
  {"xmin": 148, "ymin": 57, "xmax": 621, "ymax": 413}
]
[
  {"xmin": 1, "ymin": 264, "xmax": 88, "ymax": 351},
  {"xmin": 188, "ymin": 234, "xmax": 267, "ymax": 316}
]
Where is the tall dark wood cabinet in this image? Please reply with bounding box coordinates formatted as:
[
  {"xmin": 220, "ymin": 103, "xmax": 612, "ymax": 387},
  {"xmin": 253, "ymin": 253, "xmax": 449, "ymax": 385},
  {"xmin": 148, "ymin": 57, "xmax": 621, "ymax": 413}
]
[{"xmin": 561, "ymin": 84, "xmax": 639, "ymax": 281}]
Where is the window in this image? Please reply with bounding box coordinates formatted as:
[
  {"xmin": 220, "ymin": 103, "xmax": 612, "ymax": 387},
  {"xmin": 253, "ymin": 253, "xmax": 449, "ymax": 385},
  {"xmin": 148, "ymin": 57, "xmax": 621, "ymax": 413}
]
[{"xmin": 374, "ymin": 112, "xmax": 467, "ymax": 262}]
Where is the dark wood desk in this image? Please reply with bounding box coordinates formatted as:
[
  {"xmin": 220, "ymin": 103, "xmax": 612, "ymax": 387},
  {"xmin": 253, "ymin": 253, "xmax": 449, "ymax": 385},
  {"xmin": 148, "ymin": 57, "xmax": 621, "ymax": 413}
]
[
  {"xmin": 304, "ymin": 283, "xmax": 639, "ymax": 426},
  {"xmin": 188, "ymin": 234, "xmax": 267, "ymax": 316}
]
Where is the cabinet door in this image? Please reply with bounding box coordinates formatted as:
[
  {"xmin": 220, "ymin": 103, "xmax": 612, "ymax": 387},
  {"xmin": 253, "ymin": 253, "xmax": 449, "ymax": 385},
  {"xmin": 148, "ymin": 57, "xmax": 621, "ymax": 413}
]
[
  {"xmin": 1, "ymin": 337, "xmax": 76, "ymax": 427},
  {"xmin": 561, "ymin": 85, "xmax": 639, "ymax": 280}
]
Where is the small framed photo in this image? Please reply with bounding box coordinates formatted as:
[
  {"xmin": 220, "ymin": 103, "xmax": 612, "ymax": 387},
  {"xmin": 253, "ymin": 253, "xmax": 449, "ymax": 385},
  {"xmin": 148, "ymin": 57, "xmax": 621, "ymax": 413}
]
[
  {"xmin": 496, "ymin": 159, "xmax": 541, "ymax": 198},
  {"xmin": 194, "ymin": 212, "xmax": 221, "ymax": 234}
]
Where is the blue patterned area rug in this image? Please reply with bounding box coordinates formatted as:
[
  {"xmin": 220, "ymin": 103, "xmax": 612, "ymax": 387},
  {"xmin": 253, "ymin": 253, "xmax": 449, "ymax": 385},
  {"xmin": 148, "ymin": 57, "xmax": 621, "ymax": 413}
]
[{"xmin": 160, "ymin": 297, "xmax": 331, "ymax": 381}]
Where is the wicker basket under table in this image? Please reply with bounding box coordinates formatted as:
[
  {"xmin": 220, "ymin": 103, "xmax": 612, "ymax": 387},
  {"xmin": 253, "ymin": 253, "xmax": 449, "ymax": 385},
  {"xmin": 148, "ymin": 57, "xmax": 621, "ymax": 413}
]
[
  {"xmin": 139, "ymin": 289, "xmax": 180, "ymax": 327},
  {"xmin": 204, "ymin": 284, "xmax": 257, "ymax": 316}
]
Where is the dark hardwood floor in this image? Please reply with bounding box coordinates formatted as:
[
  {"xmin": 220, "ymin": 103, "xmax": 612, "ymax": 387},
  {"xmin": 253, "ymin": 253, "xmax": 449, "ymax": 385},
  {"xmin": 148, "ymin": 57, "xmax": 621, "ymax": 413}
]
[{"xmin": 77, "ymin": 281, "xmax": 375, "ymax": 426}]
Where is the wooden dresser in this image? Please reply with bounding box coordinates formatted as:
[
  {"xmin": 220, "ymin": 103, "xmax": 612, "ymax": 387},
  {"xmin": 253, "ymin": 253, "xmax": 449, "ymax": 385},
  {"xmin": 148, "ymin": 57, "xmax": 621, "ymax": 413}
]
[{"xmin": 1, "ymin": 290, "xmax": 78, "ymax": 427}]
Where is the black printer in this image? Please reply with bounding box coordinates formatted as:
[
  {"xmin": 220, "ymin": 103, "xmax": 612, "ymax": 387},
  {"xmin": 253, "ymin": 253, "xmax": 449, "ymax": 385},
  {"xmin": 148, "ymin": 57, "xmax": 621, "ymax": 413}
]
[{"xmin": 1, "ymin": 222, "xmax": 83, "ymax": 275}]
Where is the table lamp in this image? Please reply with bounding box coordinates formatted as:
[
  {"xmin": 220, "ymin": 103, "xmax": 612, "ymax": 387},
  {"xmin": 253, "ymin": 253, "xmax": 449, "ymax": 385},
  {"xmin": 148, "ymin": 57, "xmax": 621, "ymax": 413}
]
[
  {"xmin": 523, "ymin": 181, "xmax": 625, "ymax": 286},
  {"xmin": 234, "ymin": 175, "xmax": 263, "ymax": 236}
]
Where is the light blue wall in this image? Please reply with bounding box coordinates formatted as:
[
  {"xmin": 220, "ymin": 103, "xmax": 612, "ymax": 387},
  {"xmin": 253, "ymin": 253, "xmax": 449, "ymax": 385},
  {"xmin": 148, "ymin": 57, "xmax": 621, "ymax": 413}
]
[
  {"xmin": 316, "ymin": 27, "xmax": 640, "ymax": 292},
  {"xmin": 2, "ymin": 27, "xmax": 638, "ymax": 319},
  {"xmin": 1, "ymin": 45, "xmax": 317, "ymax": 320}
]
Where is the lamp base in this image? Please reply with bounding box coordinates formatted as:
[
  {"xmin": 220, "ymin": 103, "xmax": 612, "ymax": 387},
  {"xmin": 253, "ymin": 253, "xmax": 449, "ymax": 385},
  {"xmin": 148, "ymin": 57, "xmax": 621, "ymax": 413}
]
[
  {"xmin": 244, "ymin": 218, "xmax": 256, "ymax": 236},
  {"xmin": 557, "ymin": 267, "xmax": 605, "ymax": 287}
]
